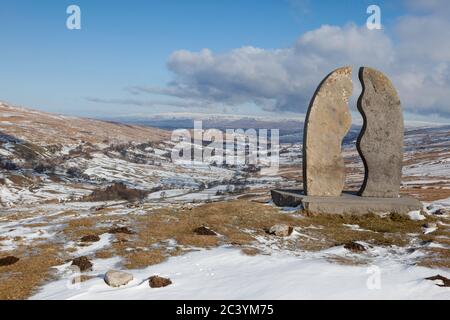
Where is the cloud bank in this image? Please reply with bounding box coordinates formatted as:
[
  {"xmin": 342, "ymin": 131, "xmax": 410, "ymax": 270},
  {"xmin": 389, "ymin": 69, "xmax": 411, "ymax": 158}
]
[{"xmin": 107, "ymin": 0, "xmax": 450, "ymax": 118}]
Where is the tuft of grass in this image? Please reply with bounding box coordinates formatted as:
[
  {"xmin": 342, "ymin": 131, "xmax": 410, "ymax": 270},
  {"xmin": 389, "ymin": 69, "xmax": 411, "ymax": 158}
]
[
  {"xmin": 241, "ymin": 247, "xmax": 261, "ymax": 256},
  {"xmin": 123, "ymin": 249, "xmax": 166, "ymax": 269}
]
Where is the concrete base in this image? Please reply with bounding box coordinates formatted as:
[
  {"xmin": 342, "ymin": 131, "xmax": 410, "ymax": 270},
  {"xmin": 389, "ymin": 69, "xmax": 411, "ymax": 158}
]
[{"xmin": 271, "ymin": 189, "xmax": 422, "ymax": 215}]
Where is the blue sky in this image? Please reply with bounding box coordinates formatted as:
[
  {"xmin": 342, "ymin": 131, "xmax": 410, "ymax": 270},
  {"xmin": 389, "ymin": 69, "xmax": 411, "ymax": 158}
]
[{"xmin": 1, "ymin": 0, "xmax": 449, "ymax": 122}]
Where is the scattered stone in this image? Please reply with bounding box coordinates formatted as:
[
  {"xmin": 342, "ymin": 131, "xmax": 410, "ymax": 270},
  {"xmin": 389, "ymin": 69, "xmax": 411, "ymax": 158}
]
[
  {"xmin": 126, "ymin": 202, "xmax": 142, "ymax": 209},
  {"xmin": 104, "ymin": 270, "xmax": 133, "ymax": 287},
  {"xmin": 0, "ymin": 256, "xmax": 20, "ymax": 267},
  {"xmin": 266, "ymin": 224, "xmax": 294, "ymax": 237},
  {"xmin": 71, "ymin": 256, "xmax": 93, "ymax": 272},
  {"xmin": 344, "ymin": 241, "xmax": 366, "ymax": 252},
  {"xmin": 422, "ymin": 222, "xmax": 438, "ymax": 234},
  {"xmin": 303, "ymin": 66, "xmax": 353, "ymax": 197},
  {"xmin": 422, "ymin": 222, "xmax": 437, "ymax": 229},
  {"xmin": 80, "ymin": 234, "xmax": 100, "ymax": 242},
  {"xmin": 108, "ymin": 226, "xmax": 135, "ymax": 235},
  {"xmin": 149, "ymin": 275, "xmax": 172, "ymax": 288},
  {"xmin": 434, "ymin": 208, "xmax": 448, "ymax": 216},
  {"xmin": 193, "ymin": 226, "xmax": 217, "ymax": 236},
  {"xmin": 425, "ymin": 275, "xmax": 450, "ymax": 287},
  {"xmin": 357, "ymin": 67, "xmax": 403, "ymax": 198}
]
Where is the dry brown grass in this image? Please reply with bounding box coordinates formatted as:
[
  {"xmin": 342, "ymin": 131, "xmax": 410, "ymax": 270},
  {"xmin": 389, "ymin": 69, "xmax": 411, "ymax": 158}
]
[
  {"xmin": 326, "ymin": 255, "xmax": 370, "ymax": 266},
  {"xmin": 295, "ymin": 212, "xmax": 428, "ymax": 249},
  {"xmin": 123, "ymin": 249, "xmax": 166, "ymax": 269},
  {"xmin": 401, "ymin": 187, "xmax": 450, "ymax": 201},
  {"xmin": 417, "ymin": 247, "xmax": 450, "ymax": 269},
  {"xmin": 0, "ymin": 244, "xmax": 63, "ymax": 300},
  {"xmin": 1, "ymin": 198, "xmax": 448, "ymax": 300},
  {"xmin": 241, "ymin": 247, "xmax": 261, "ymax": 256}
]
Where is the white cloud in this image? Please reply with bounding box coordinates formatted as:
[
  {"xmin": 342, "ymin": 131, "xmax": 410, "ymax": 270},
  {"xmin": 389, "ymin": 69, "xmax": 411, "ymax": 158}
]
[
  {"xmin": 121, "ymin": 3, "xmax": 450, "ymax": 118},
  {"xmin": 136, "ymin": 24, "xmax": 394, "ymax": 113}
]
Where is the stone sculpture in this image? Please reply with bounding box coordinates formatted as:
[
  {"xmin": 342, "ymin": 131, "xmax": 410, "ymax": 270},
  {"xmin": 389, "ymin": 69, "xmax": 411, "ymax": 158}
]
[
  {"xmin": 357, "ymin": 67, "xmax": 403, "ymax": 198},
  {"xmin": 303, "ymin": 66, "xmax": 353, "ymax": 197},
  {"xmin": 271, "ymin": 66, "xmax": 422, "ymax": 215}
]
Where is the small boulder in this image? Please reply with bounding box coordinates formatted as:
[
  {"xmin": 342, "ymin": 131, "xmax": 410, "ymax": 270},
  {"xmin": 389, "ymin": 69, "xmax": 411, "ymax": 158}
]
[
  {"xmin": 0, "ymin": 256, "xmax": 20, "ymax": 267},
  {"xmin": 108, "ymin": 226, "xmax": 135, "ymax": 235},
  {"xmin": 80, "ymin": 235, "xmax": 100, "ymax": 243},
  {"xmin": 193, "ymin": 226, "xmax": 217, "ymax": 236},
  {"xmin": 422, "ymin": 223, "xmax": 438, "ymax": 234},
  {"xmin": 104, "ymin": 270, "xmax": 133, "ymax": 287},
  {"xmin": 344, "ymin": 241, "xmax": 366, "ymax": 252},
  {"xmin": 266, "ymin": 224, "xmax": 293, "ymax": 237},
  {"xmin": 149, "ymin": 275, "xmax": 172, "ymax": 288},
  {"xmin": 422, "ymin": 222, "xmax": 437, "ymax": 229},
  {"xmin": 434, "ymin": 208, "xmax": 448, "ymax": 216},
  {"xmin": 71, "ymin": 256, "xmax": 93, "ymax": 272}
]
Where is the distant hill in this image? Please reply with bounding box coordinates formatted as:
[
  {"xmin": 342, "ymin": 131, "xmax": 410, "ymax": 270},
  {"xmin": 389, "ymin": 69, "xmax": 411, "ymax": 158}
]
[{"xmin": 0, "ymin": 102, "xmax": 170, "ymax": 146}]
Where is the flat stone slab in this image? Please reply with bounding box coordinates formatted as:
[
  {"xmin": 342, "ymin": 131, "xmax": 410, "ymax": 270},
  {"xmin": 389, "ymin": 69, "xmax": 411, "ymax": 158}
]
[{"xmin": 271, "ymin": 189, "xmax": 421, "ymax": 215}]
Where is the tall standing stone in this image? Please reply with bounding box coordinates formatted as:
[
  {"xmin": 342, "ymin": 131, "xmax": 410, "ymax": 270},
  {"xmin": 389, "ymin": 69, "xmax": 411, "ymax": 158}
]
[
  {"xmin": 303, "ymin": 67, "xmax": 353, "ymax": 196},
  {"xmin": 357, "ymin": 67, "xmax": 403, "ymax": 198}
]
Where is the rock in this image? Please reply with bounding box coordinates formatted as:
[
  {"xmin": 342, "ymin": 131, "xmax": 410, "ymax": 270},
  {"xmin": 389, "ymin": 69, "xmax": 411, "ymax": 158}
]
[
  {"xmin": 193, "ymin": 226, "xmax": 217, "ymax": 236},
  {"xmin": 149, "ymin": 276, "xmax": 172, "ymax": 288},
  {"xmin": 80, "ymin": 235, "xmax": 100, "ymax": 242},
  {"xmin": 303, "ymin": 67, "xmax": 353, "ymax": 197},
  {"xmin": 425, "ymin": 275, "xmax": 450, "ymax": 287},
  {"xmin": 344, "ymin": 241, "xmax": 366, "ymax": 252},
  {"xmin": 267, "ymin": 224, "xmax": 294, "ymax": 237},
  {"xmin": 71, "ymin": 256, "xmax": 93, "ymax": 272},
  {"xmin": 104, "ymin": 270, "xmax": 134, "ymax": 287},
  {"xmin": 434, "ymin": 208, "xmax": 448, "ymax": 216},
  {"xmin": 357, "ymin": 67, "xmax": 403, "ymax": 198},
  {"xmin": 422, "ymin": 222, "xmax": 438, "ymax": 234},
  {"xmin": 0, "ymin": 256, "xmax": 20, "ymax": 267},
  {"xmin": 422, "ymin": 222, "xmax": 437, "ymax": 229},
  {"xmin": 108, "ymin": 226, "xmax": 134, "ymax": 235}
]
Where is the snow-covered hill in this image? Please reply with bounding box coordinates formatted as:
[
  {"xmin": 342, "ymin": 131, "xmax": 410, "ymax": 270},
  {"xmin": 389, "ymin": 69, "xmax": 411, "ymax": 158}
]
[{"xmin": 0, "ymin": 102, "xmax": 449, "ymax": 300}]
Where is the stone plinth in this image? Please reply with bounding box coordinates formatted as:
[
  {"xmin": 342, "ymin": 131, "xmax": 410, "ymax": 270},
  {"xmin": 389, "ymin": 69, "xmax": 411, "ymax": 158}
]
[{"xmin": 271, "ymin": 189, "xmax": 422, "ymax": 215}]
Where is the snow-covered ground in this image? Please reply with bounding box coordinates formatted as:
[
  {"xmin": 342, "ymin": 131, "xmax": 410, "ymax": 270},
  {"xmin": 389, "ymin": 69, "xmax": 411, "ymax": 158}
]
[{"xmin": 32, "ymin": 246, "xmax": 449, "ymax": 300}]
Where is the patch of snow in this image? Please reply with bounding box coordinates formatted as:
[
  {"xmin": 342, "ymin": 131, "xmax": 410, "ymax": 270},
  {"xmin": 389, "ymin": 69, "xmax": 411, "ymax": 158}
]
[
  {"xmin": 408, "ymin": 210, "xmax": 426, "ymax": 221},
  {"xmin": 31, "ymin": 246, "xmax": 450, "ymax": 300}
]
